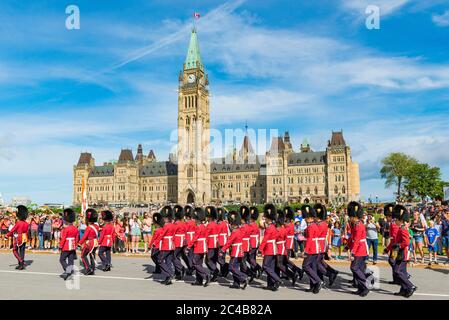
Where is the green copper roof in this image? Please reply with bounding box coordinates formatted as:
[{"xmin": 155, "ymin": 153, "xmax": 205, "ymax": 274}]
[
  {"xmin": 301, "ymin": 138, "xmax": 309, "ymax": 146},
  {"xmin": 184, "ymin": 28, "xmax": 204, "ymax": 71}
]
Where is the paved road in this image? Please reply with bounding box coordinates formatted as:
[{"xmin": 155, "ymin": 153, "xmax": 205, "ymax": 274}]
[{"xmin": 0, "ymin": 252, "xmax": 447, "ymax": 300}]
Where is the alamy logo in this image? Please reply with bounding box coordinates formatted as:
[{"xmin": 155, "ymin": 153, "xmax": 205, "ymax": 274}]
[
  {"xmin": 365, "ymin": 5, "xmax": 380, "ymax": 30},
  {"xmin": 65, "ymin": 265, "xmax": 81, "ymax": 290},
  {"xmin": 66, "ymin": 5, "xmax": 80, "ymax": 30}
]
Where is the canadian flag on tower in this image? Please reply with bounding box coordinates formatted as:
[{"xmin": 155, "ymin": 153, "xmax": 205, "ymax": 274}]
[
  {"xmin": 81, "ymin": 176, "xmax": 88, "ymax": 214},
  {"xmin": 193, "ymin": 12, "xmax": 200, "ymax": 19}
]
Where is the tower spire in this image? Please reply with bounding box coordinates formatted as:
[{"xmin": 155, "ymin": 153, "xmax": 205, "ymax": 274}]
[{"xmin": 184, "ymin": 28, "xmax": 203, "ymax": 71}]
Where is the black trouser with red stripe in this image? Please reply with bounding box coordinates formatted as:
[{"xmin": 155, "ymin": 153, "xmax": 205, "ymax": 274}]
[
  {"xmin": 286, "ymin": 249, "xmax": 301, "ymax": 273},
  {"xmin": 81, "ymin": 245, "xmax": 96, "ymax": 271},
  {"xmin": 151, "ymin": 248, "xmax": 161, "ymax": 272},
  {"xmin": 317, "ymin": 253, "xmax": 337, "ymax": 280},
  {"xmin": 13, "ymin": 243, "xmax": 26, "ymax": 264},
  {"xmin": 350, "ymin": 256, "xmax": 368, "ymax": 291},
  {"xmin": 276, "ymin": 255, "xmax": 295, "ymax": 280},
  {"xmin": 173, "ymin": 247, "xmax": 188, "ymax": 274},
  {"xmin": 193, "ymin": 253, "xmax": 210, "ymax": 282},
  {"xmin": 302, "ymin": 254, "xmax": 321, "ymax": 286},
  {"xmin": 263, "ymin": 255, "xmax": 281, "ymax": 287},
  {"xmin": 248, "ymin": 248, "xmax": 261, "ymax": 272},
  {"xmin": 388, "ymin": 254, "xmax": 399, "ymax": 283},
  {"xmin": 218, "ymin": 246, "xmax": 228, "ymax": 271},
  {"xmin": 229, "ymin": 257, "xmax": 247, "ymax": 284},
  {"xmin": 158, "ymin": 250, "xmax": 174, "ymax": 279},
  {"xmin": 206, "ymin": 248, "xmax": 219, "ymax": 274},
  {"xmin": 60, "ymin": 250, "xmax": 76, "ymax": 273},
  {"xmin": 393, "ymin": 259, "xmax": 414, "ymax": 292},
  {"xmin": 98, "ymin": 246, "xmax": 112, "ymax": 269}
]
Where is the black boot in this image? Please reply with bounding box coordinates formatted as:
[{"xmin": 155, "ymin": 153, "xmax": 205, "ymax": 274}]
[
  {"xmin": 203, "ymin": 275, "xmax": 211, "ymax": 287},
  {"xmin": 229, "ymin": 282, "xmax": 240, "ymax": 289},
  {"xmin": 313, "ymin": 281, "xmax": 323, "ymax": 294},
  {"xmin": 328, "ymin": 271, "xmax": 338, "ymax": 287}
]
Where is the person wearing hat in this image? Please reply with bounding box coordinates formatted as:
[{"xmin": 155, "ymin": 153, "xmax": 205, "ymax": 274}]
[
  {"xmin": 345, "ymin": 201, "xmax": 369, "ymax": 297},
  {"xmin": 98, "ymin": 210, "xmax": 115, "ymax": 272},
  {"xmin": 392, "ymin": 206, "xmax": 417, "ymax": 297},
  {"xmin": 4, "ymin": 205, "xmax": 29, "ymax": 270},
  {"xmin": 259, "ymin": 204, "xmax": 281, "ymax": 291},
  {"xmin": 172, "ymin": 205, "xmax": 188, "ymax": 280},
  {"xmin": 248, "ymin": 206, "xmax": 262, "ymax": 278},
  {"xmin": 220, "ymin": 211, "xmax": 249, "ymax": 289},
  {"xmin": 149, "ymin": 212, "xmax": 165, "ymax": 275},
  {"xmin": 314, "ymin": 203, "xmax": 339, "ymax": 287},
  {"xmin": 78, "ymin": 208, "xmax": 100, "ymax": 275},
  {"xmin": 283, "ymin": 206, "xmax": 304, "ymax": 281},
  {"xmin": 186, "ymin": 207, "xmax": 211, "ymax": 287},
  {"xmin": 382, "ymin": 203, "xmax": 401, "ymax": 285},
  {"xmin": 217, "ymin": 207, "xmax": 230, "ymax": 277},
  {"xmin": 275, "ymin": 210, "xmax": 298, "ymax": 285},
  {"xmin": 158, "ymin": 205, "xmax": 177, "ymax": 285},
  {"xmin": 239, "ymin": 206, "xmax": 254, "ymax": 281},
  {"xmin": 59, "ymin": 208, "xmax": 79, "ymax": 280},
  {"xmin": 301, "ymin": 204, "xmax": 323, "ymax": 294},
  {"xmin": 184, "ymin": 205, "xmax": 196, "ymax": 276},
  {"xmin": 205, "ymin": 206, "xmax": 220, "ymax": 281}
]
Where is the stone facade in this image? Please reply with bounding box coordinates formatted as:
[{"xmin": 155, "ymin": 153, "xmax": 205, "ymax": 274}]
[{"xmin": 73, "ymin": 29, "xmax": 360, "ymax": 207}]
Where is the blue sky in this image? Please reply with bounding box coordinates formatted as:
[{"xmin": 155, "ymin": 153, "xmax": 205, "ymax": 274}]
[{"xmin": 1, "ymin": 0, "xmax": 449, "ymax": 205}]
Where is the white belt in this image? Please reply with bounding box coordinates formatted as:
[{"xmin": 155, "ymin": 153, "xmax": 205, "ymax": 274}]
[
  {"xmin": 267, "ymin": 239, "xmax": 277, "ymax": 255},
  {"xmin": 66, "ymin": 237, "xmax": 75, "ymax": 251},
  {"xmin": 219, "ymin": 233, "xmax": 228, "ymax": 244},
  {"xmin": 208, "ymin": 234, "xmax": 218, "ymax": 247},
  {"xmin": 360, "ymin": 238, "xmax": 368, "ymax": 253},
  {"xmin": 164, "ymin": 236, "xmax": 174, "ymax": 250},
  {"xmin": 187, "ymin": 231, "xmax": 195, "ymax": 241},
  {"xmin": 196, "ymin": 237, "xmax": 206, "ymax": 249},
  {"xmin": 250, "ymin": 234, "xmax": 259, "ymax": 247},
  {"xmin": 232, "ymin": 242, "xmax": 242, "ymax": 257},
  {"xmin": 243, "ymin": 237, "xmax": 250, "ymax": 249},
  {"xmin": 312, "ymin": 237, "xmax": 325, "ymax": 253},
  {"xmin": 175, "ymin": 234, "xmax": 185, "ymax": 245},
  {"xmin": 277, "ymin": 240, "xmax": 286, "ymax": 255}
]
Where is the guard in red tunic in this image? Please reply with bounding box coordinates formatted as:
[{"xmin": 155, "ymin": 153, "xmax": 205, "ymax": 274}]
[
  {"xmin": 239, "ymin": 206, "xmax": 255, "ymax": 281},
  {"xmin": 346, "ymin": 201, "xmax": 369, "ymax": 297},
  {"xmin": 5, "ymin": 205, "xmax": 29, "ymax": 270},
  {"xmin": 248, "ymin": 206, "xmax": 262, "ymax": 278},
  {"xmin": 59, "ymin": 208, "xmax": 79, "ymax": 280},
  {"xmin": 158, "ymin": 205, "xmax": 176, "ymax": 285},
  {"xmin": 149, "ymin": 212, "xmax": 165, "ymax": 275},
  {"xmin": 187, "ymin": 207, "xmax": 211, "ymax": 287},
  {"xmin": 283, "ymin": 206, "xmax": 304, "ymax": 281},
  {"xmin": 383, "ymin": 203, "xmax": 400, "ymax": 285},
  {"xmin": 98, "ymin": 210, "xmax": 115, "ymax": 272},
  {"xmin": 173, "ymin": 205, "xmax": 188, "ymax": 280},
  {"xmin": 220, "ymin": 211, "xmax": 249, "ymax": 289},
  {"xmin": 184, "ymin": 205, "xmax": 196, "ymax": 276},
  {"xmin": 314, "ymin": 203, "xmax": 338, "ymax": 287},
  {"xmin": 275, "ymin": 210, "xmax": 297, "ymax": 285},
  {"xmin": 392, "ymin": 205, "xmax": 416, "ymax": 298},
  {"xmin": 205, "ymin": 206, "xmax": 220, "ymax": 281},
  {"xmin": 259, "ymin": 203, "xmax": 281, "ymax": 291},
  {"xmin": 302, "ymin": 204, "xmax": 323, "ymax": 294},
  {"xmin": 78, "ymin": 208, "xmax": 99, "ymax": 275},
  {"xmin": 217, "ymin": 207, "xmax": 230, "ymax": 277}
]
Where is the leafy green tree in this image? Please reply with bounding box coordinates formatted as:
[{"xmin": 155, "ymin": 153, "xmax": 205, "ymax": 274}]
[
  {"xmin": 380, "ymin": 152, "xmax": 417, "ymax": 199},
  {"xmin": 404, "ymin": 163, "xmax": 446, "ymax": 200}
]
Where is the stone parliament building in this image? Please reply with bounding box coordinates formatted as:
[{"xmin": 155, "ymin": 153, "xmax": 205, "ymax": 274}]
[{"xmin": 73, "ymin": 29, "xmax": 360, "ymax": 207}]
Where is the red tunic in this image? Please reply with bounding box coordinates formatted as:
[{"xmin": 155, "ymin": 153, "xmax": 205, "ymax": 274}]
[
  {"xmin": 249, "ymin": 221, "xmax": 260, "ymax": 249},
  {"xmin": 347, "ymin": 221, "xmax": 368, "ymax": 257},
  {"xmin": 285, "ymin": 223, "xmax": 295, "ymax": 251},
  {"xmin": 99, "ymin": 223, "xmax": 115, "ymax": 247},
  {"xmin": 188, "ymin": 224, "xmax": 209, "ymax": 254},
  {"xmin": 386, "ymin": 222, "xmax": 400, "ymax": 252},
  {"xmin": 185, "ymin": 219, "xmax": 197, "ymax": 243},
  {"xmin": 218, "ymin": 221, "xmax": 230, "ymax": 247},
  {"xmin": 174, "ymin": 220, "xmax": 187, "ymax": 248},
  {"xmin": 396, "ymin": 226, "xmax": 411, "ymax": 261},
  {"xmin": 6, "ymin": 221, "xmax": 29, "ymax": 246},
  {"xmin": 78, "ymin": 224, "xmax": 99, "ymax": 248},
  {"xmin": 221, "ymin": 228, "xmax": 244, "ymax": 258},
  {"xmin": 240, "ymin": 223, "xmax": 251, "ymax": 252},
  {"xmin": 149, "ymin": 227, "xmax": 164, "ymax": 250},
  {"xmin": 160, "ymin": 222, "xmax": 176, "ymax": 251},
  {"xmin": 316, "ymin": 221, "xmax": 329, "ymax": 254},
  {"xmin": 304, "ymin": 223, "xmax": 321, "ymax": 255},
  {"xmin": 60, "ymin": 225, "xmax": 79, "ymax": 251},
  {"xmin": 259, "ymin": 223, "xmax": 278, "ymax": 256},
  {"xmin": 206, "ymin": 221, "xmax": 219, "ymax": 249},
  {"xmin": 276, "ymin": 226, "xmax": 287, "ymax": 256}
]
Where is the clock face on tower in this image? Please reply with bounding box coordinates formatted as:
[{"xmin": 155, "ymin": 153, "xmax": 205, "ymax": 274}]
[{"xmin": 187, "ymin": 74, "xmax": 196, "ymax": 83}]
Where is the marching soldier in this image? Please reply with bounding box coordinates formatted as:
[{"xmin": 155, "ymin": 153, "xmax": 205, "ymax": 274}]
[
  {"xmin": 259, "ymin": 204, "xmax": 281, "ymax": 291},
  {"xmin": 217, "ymin": 207, "xmax": 230, "ymax": 277},
  {"xmin": 187, "ymin": 207, "xmax": 211, "ymax": 287},
  {"xmin": 149, "ymin": 212, "xmax": 165, "ymax": 275},
  {"xmin": 248, "ymin": 206, "xmax": 262, "ymax": 278},
  {"xmin": 301, "ymin": 204, "xmax": 323, "ymax": 294},
  {"xmin": 173, "ymin": 205, "xmax": 188, "ymax": 280},
  {"xmin": 159, "ymin": 205, "xmax": 176, "ymax": 285},
  {"xmin": 5, "ymin": 205, "xmax": 29, "ymax": 270},
  {"xmin": 78, "ymin": 208, "xmax": 100, "ymax": 275},
  {"xmin": 239, "ymin": 206, "xmax": 254, "ymax": 281},
  {"xmin": 275, "ymin": 210, "xmax": 298, "ymax": 285},
  {"xmin": 98, "ymin": 210, "xmax": 115, "ymax": 272},
  {"xmin": 346, "ymin": 201, "xmax": 370, "ymax": 297},
  {"xmin": 220, "ymin": 211, "xmax": 249, "ymax": 289},
  {"xmin": 59, "ymin": 208, "xmax": 79, "ymax": 280},
  {"xmin": 392, "ymin": 205, "xmax": 416, "ymax": 298},
  {"xmin": 283, "ymin": 206, "xmax": 304, "ymax": 281},
  {"xmin": 383, "ymin": 203, "xmax": 400, "ymax": 284},
  {"xmin": 184, "ymin": 205, "xmax": 196, "ymax": 276},
  {"xmin": 205, "ymin": 206, "xmax": 220, "ymax": 281},
  {"xmin": 314, "ymin": 203, "xmax": 339, "ymax": 287}
]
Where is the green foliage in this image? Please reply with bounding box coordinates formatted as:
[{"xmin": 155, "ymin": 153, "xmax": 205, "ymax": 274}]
[
  {"xmin": 404, "ymin": 163, "xmax": 446, "ymax": 200},
  {"xmin": 380, "ymin": 152, "xmax": 418, "ymax": 198}
]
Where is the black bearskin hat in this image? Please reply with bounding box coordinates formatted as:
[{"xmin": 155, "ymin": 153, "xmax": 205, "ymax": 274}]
[
  {"xmin": 160, "ymin": 205, "xmax": 173, "ymax": 219},
  {"xmin": 394, "ymin": 205, "xmax": 407, "ymax": 221},
  {"xmin": 85, "ymin": 208, "xmax": 98, "ymax": 223},
  {"xmin": 347, "ymin": 201, "xmax": 363, "ymax": 219},
  {"xmin": 228, "ymin": 211, "xmax": 241, "ymax": 226},
  {"xmin": 276, "ymin": 209, "xmax": 285, "ymax": 225},
  {"xmin": 250, "ymin": 206, "xmax": 259, "ymax": 221},
  {"xmin": 283, "ymin": 206, "xmax": 294, "ymax": 221},
  {"xmin": 184, "ymin": 205, "xmax": 194, "ymax": 218},
  {"xmin": 194, "ymin": 207, "xmax": 206, "ymax": 222},
  {"xmin": 153, "ymin": 212, "xmax": 165, "ymax": 227},
  {"xmin": 301, "ymin": 204, "xmax": 316, "ymax": 219},
  {"xmin": 314, "ymin": 203, "xmax": 327, "ymax": 221},
  {"xmin": 101, "ymin": 210, "xmax": 114, "ymax": 222},
  {"xmin": 384, "ymin": 203, "xmax": 395, "ymax": 217},
  {"xmin": 205, "ymin": 206, "xmax": 218, "ymax": 220},
  {"xmin": 217, "ymin": 207, "xmax": 227, "ymax": 221},
  {"xmin": 63, "ymin": 208, "xmax": 76, "ymax": 223},
  {"xmin": 174, "ymin": 205, "xmax": 184, "ymax": 220},
  {"xmin": 16, "ymin": 205, "xmax": 28, "ymax": 221},
  {"xmin": 240, "ymin": 205, "xmax": 250, "ymax": 222},
  {"xmin": 263, "ymin": 203, "xmax": 277, "ymax": 221}
]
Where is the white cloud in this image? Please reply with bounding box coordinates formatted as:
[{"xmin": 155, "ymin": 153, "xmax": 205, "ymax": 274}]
[{"xmin": 432, "ymin": 10, "xmax": 449, "ymax": 27}]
